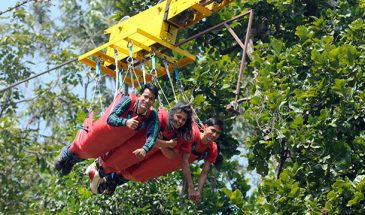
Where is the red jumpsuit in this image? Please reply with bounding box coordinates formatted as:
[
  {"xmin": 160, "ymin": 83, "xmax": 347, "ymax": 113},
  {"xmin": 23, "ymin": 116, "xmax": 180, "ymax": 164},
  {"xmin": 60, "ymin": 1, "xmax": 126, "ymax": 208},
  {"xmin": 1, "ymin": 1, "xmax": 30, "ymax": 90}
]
[
  {"xmin": 99, "ymin": 108, "xmax": 184, "ymax": 174},
  {"xmin": 120, "ymin": 123, "xmax": 218, "ymax": 182},
  {"xmin": 68, "ymin": 94, "xmax": 157, "ymax": 159}
]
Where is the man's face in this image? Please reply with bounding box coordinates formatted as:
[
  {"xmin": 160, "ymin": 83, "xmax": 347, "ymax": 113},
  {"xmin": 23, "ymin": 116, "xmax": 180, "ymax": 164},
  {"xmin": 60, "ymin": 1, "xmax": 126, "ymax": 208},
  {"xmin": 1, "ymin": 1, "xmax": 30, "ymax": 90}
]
[
  {"xmin": 202, "ymin": 125, "xmax": 222, "ymax": 143},
  {"xmin": 138, "ymin": 89, "xmax": 156, "ymax": 113}
]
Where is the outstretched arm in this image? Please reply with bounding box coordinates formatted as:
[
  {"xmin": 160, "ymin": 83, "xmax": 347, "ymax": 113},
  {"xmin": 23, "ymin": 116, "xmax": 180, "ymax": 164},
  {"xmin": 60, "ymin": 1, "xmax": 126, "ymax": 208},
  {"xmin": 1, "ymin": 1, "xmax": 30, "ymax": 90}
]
[
  {"xmin": 160, "ymin": 147, "xmax": 178, "ymax": 159},
  {"xmin": 154, "ymin": 138, "xmax": 178, "ymax": 149},
  {"xmin": 180, "ymin": 152, "xmax": 196, "ymax": 201},
  {"xmin": 195, "ymin": 161, "xmax": 211, "ymax": 202},
  {"xmin": 133, "ymin": 110, "xmax": 159, "ymax": 159}
]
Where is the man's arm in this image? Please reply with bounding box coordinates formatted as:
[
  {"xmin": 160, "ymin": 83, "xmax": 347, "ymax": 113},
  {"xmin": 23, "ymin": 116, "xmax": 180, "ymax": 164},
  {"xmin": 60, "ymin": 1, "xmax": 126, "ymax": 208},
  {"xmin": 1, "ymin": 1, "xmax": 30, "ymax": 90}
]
[
  {"xmin": 180, "ymin": 152, "xmax": 196, "ymax": 201},
  {"xmin": 133, "ymin": 110, "xmax": 159, "ymax": 158},
  {"xmin": 107, "ymin": 96, "xmax": 131, "ymax": 126},
  {"xmin": 154, "ymin": 138, "xmax": 177, "ymax": 149},
  {"xmin": 160, "ymin": 147, "xmax": 178, "ymax": 159},
  {"xmin": 195, "ymin": 161, "xmax": 211, "ymax": 202}
]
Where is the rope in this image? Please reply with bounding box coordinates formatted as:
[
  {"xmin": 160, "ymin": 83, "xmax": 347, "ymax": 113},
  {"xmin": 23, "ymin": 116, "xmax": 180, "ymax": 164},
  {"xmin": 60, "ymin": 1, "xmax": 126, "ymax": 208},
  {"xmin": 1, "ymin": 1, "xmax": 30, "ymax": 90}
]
[
  {"xmin": 109, "ymin": 49, "xmax": 120, "ymax": 115},
  {"xmin": 150, "ymin": 53, "xmax": 169, "ymax": 107},
  {"xmin": 87, "ymin": 60, "xmax": 104, "ymax": 115},
  {"xmin": 0, "ymin": 0, "xmax": 47, "ymax": 16},
  {"xmin": 163, "ymin": 60, "xmax": 177, "ymax": 102},
  {"xmin": 153, "ymin": 76, "xmax": 170, "ymax": 107},
  {"xmin": 173, "ymin": 66, "xmax": 203, "ymax": 128},
  {"xmin": 140, "ymin": 62, "xmax": 147, "ymax": 84},
  {"xmin": 114, "ymin": 49, "xmax": 120, "ymax": 94},
  {"xmin": 126, "ymin": 41, "xmax": 142, "ymax": 94},
  {"xmin": 173, "ymin": 66, "xmax": 189, "ymax": 101},
  {"xmin": 0, "ymin": 58, "xmax": 78, "ymax": 94}
]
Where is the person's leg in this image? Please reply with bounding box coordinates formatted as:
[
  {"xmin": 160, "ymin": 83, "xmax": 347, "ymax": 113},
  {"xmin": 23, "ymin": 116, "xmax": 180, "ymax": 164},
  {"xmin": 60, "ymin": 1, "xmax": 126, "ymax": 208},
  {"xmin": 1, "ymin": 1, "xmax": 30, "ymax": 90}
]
[
  {"xmin": 121, "ymin": 151, "xmax": 183, "ymax": 182},
  {"xmin": 86, "ymin": 160, "xmax": 129, "ymax": 195},
  {"xmin": 54, "ymin": 145, "xmax": 84, "ymax": 175},
  {"xmin": 99, "ymin": 132, "xmax": 159, "ymax": 174},
  {"xmin": 55, "ymin": 111, "xmax": 137, "ymax": 175}
]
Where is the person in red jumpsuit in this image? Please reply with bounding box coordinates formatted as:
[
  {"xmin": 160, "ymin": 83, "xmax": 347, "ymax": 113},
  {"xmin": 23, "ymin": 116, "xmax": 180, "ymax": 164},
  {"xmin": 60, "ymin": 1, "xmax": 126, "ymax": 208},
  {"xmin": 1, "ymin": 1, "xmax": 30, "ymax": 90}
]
[
  {"xmin": 95, "ymin": 117, "xmax": 223, "ymax": 203},
  {"xmin": 54, "ymin": 83, "xmax": 159, "ymax": 176},
  {"xmin": 86, "ymin": 102, "xmax": 194, "ymax": 194}
]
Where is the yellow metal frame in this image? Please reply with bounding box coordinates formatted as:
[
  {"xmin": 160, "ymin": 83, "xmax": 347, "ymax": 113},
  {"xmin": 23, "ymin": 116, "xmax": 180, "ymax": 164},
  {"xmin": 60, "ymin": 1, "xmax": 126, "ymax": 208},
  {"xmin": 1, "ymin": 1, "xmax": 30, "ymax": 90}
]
[{"xmin": 78, "ymin": 0, "xmax": 234, "ymax": 86}]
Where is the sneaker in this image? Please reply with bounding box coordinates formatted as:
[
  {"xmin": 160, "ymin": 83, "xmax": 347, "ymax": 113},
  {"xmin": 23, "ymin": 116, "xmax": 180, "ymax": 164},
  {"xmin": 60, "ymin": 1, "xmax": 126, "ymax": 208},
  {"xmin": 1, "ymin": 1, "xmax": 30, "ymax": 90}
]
[
  {"xmin": 98, "ymin": 177, "xmax": 117, "ymax": 196},
  {"xmin": 85, "ymin": 160, "xmax": 104, "ymax": 194},
  {"xmin": 55, "ymin": 146, "xmax": 81, "ymax": 175},
  {"xmin": 98, "ymin": 173, "xmax": 129, "ymax": 196}
]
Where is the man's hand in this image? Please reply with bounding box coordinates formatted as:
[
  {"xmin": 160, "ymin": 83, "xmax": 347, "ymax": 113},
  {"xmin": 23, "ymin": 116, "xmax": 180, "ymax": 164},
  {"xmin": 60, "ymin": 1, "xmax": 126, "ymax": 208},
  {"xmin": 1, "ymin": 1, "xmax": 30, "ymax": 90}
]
[
  {"xmin": 188, "ymin": 188, "xmax": 198, "ymax": 202},
  {"xmin": 187, "ymin": 189, "xmax": 202, "ymax": 203},
  {"xmin": 133, "ymin": 148, "xmax": 147, "ymax": 159},
  {"xmin": 126, "ymin": 116, "xmax": 139, "ymax": 130},
  {"xmin": 193, "ymin": 191, "xmax": 202, "ymax": 203}
]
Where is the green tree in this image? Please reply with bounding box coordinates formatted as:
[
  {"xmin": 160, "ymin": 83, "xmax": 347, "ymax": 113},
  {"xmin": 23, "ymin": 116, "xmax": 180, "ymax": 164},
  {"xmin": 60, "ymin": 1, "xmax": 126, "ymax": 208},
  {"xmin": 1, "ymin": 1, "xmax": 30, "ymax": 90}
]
[{"xmin": 1, "ymin": 0, "xmax": 364, "ymax": 214}]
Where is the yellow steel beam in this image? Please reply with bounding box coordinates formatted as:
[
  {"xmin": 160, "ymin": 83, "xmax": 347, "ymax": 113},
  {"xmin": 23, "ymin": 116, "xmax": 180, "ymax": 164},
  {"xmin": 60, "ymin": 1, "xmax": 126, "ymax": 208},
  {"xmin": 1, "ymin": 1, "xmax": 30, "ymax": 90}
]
[
  {"xmin": 136, "ymin": 28, "xmax": 196, "ymax": 61},
  {"xmin": 78, "ymin": 0, "xmax": 237, "ymax": 83},
  {"xmin": 191, "ymin": 3, "xmax": 213, "ymax": 16}
]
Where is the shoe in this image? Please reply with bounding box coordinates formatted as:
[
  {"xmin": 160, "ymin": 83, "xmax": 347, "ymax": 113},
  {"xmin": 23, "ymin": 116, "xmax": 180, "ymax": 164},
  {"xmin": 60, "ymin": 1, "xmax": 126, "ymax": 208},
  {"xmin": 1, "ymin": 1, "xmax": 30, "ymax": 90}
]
[
  {"xmin": 85, "ymin": 160, "xmax": 104, "ymax": 194},
  {"xmin": 98, "ymin": 173, "xmax": 129, "ymax": 196},
  {"xmin": 98, "ymin": 178, "xmax": 117, "ymax": 196},
  {"xmin": 55, "ymin": 146, "xmax": 82, "ymax": 175}
]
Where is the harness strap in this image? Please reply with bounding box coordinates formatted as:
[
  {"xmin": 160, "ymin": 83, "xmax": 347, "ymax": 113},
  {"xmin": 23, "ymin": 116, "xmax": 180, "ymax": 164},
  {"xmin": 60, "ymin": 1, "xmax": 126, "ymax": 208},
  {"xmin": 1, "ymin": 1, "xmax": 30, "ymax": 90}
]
[{"xmin": 191, "ymin": 142, "xmax": 209, "ymax": 159}]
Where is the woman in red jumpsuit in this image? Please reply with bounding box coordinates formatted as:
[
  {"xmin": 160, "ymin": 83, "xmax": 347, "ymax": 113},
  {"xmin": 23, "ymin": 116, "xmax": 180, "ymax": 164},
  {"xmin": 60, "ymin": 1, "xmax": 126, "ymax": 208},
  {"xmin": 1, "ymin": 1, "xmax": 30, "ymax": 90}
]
[
  {"xmin": 86, "ymin": 102, "xmax": 194, "ymax": 194},
  {"xmin": 96, "ymin": 117, "xmax": 223, "ymax": 202}
]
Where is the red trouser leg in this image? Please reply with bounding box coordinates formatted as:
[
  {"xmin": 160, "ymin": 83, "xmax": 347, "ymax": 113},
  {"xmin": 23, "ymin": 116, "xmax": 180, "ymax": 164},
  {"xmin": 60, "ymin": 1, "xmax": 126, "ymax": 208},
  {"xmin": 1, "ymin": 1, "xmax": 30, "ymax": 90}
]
[
  {"xmin": 68, "ymin": 112, "xmax": 137, "ymax": 159},
  {"xmin": 121, "ymin": 151, "xmax": 183, "ymax": 182},
  {"xmin": 99, "ymin": 132, "xmax": 159, "ymax": 174}
]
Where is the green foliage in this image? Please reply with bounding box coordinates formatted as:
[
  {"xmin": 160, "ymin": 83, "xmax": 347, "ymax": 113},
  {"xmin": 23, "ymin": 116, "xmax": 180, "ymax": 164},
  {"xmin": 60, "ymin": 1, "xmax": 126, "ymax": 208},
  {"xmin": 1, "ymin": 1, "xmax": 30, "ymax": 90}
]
[{"xmin": 1, "ymin": 0, "xmax": 364, "ymax": 213}]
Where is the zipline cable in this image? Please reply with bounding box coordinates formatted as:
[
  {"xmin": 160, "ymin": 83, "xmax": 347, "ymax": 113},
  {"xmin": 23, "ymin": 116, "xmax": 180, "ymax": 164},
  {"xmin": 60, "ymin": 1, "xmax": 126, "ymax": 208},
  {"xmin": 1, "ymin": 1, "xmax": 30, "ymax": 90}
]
[
  {"xmin": 0, "ymin": 58, "xmax": 78, "ymax": 94},
  {"xmin": 0, "ymin": 0, "xmax": 49, "ymax": 16}
]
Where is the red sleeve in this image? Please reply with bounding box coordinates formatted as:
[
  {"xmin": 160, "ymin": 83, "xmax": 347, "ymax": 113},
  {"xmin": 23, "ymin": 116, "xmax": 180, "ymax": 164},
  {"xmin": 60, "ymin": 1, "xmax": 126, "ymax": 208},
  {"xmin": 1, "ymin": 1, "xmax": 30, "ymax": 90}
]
[
  {"xmin": 157, "ymin": 108, "xmax": 167, "ymax": 130},
  {"xmin": 180, "ymin": 123, "xmax": 200, "ymax": 153},
  {"xmin": 204, "ymin": 142, "xmax": 218, "ymax": 163},
  {"xmin": 178, "ymin": 138, "xmax": 193, "ymax": 153}
]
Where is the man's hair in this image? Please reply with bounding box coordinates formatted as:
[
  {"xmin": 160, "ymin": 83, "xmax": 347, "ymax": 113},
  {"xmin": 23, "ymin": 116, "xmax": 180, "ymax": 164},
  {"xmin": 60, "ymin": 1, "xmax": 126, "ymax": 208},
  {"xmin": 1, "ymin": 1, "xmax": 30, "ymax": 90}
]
[
  {"xmin": 140, "ymin": 83, "xmax": 159, "ymax": 99},
  {"xmin": 204, "ymin": 117, "xmax": 223, "ymax": 130},
  {"xmin": 168, "ymin": 102, "xmax": 193, "ymax": 141}
]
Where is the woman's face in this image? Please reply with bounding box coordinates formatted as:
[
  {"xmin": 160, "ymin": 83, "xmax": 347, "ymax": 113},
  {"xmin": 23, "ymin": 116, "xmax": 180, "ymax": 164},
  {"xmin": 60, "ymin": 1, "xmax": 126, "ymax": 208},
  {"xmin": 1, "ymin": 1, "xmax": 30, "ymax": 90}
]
[
  {"xmin": 202, "ymin": 125, "xmax": 222, "ymax": 143},
  {"xmin": 172, "ymin": 111, "xmax": 188, "ymax": 129}
]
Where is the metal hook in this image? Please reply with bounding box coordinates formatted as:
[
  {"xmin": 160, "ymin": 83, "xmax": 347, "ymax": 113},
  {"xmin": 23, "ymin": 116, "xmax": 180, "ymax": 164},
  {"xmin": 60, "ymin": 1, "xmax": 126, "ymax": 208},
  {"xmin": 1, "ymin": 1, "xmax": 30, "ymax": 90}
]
[{"xmin": 127, "ymin": 40, "xmax": 134, "ymax": 48}]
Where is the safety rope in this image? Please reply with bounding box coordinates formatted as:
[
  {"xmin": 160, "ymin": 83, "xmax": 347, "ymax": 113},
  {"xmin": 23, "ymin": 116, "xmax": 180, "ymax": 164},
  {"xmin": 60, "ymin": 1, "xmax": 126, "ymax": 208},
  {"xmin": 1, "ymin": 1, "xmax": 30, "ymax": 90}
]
[
  {"xmin": 126, "ymin": 41, "xmax": 142, "ymax": 94},
  {"xmin": 150, "ymin": 53, "xmax": 169, "ymax": 107},
  {"xmin": 88, "ymin": 59, "xmax": 104, "ymax": 114},
  {"xmin": 140, "ymin": 62, "xmax": 147, "ymax": 84},
  {"xmin": 114, "ymin": 49, "xmax": 120, "ymax": 94},
  {"xmin": 163, "ymin": 60, "xmax": 178, "ymax": 102},
  {"xmin": 109, "ymin": 49, "xmax": 121, "ymax": 115},
  {"xmin": 174, "ymin": 66, "xmax": 203, "ymax": 128}
]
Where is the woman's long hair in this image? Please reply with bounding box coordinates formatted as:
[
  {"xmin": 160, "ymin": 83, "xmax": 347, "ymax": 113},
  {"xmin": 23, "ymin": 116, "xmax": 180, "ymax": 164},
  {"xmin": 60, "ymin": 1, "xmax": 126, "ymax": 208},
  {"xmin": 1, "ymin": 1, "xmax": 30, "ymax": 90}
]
[{"xmin": 168, "ymin": 102, "xmax": 193, "ymax": 141}]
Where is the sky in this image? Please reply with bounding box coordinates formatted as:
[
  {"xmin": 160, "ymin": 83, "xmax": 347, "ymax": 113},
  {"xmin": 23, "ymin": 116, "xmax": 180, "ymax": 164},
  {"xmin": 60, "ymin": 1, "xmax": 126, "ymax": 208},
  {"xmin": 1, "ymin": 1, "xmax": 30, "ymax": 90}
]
[{"xmin": 0, "ymin": 1, "xmax": 24, "ymax": 13}]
